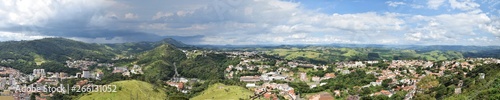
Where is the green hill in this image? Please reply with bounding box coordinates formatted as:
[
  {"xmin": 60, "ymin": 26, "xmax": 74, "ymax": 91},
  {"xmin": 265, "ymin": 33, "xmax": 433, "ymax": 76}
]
[
  {"xmin": 105, "ymin": 38, "xmax": 194, "ymax": 55},
  {"xmin": 78, "ymin": 80, "xmax": 167, "ymax": 100},
  {"xmin": 191, "ymin": 83, "xmax": 253, "ymax": 100},
  {"xmin": 0, "ymin": 38, "xmax": 117, "ymax": 74},
  {"xmin": 0, "ymin": 38, "xmax": 116, "ymax": 62},
  {"xmin": 136, "ymin": 44, "xmax": 187, "ymax": 83}
]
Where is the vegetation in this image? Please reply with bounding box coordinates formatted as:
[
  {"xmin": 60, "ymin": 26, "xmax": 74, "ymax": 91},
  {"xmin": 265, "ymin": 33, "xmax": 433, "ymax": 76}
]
[
  {"xmin": 191, "ymin": 83, "xmax": 253, "ymax": 100},
  {"xmin": 0, "ymin": 38, "xmax": 499, "ymax": 100},
  {"xmin": 78, "ymin": 80, "xmax": 168, "ymax": 100},
  {"xmin": 265, "ymin": 47, "xmax": 465, "ymax": 64}
]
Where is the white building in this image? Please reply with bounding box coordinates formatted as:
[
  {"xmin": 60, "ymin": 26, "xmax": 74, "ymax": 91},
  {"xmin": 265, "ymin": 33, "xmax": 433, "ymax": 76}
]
[
  {"xmin": 82, "ymin": 70, "xmax": 91, "ymax": 78},
  {"xmin": 246, "ymin": 83, "xmax": 256, "ymax": 88},
  {"xmin": 33, "ymin": 69, "xmax": 45, "ymax": 78}
]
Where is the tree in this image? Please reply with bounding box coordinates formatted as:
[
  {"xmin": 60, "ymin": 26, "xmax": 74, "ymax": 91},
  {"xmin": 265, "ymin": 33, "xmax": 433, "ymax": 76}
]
[
  {"xmin": 417, "ymin": 75, "xmax": 439, "ymax": 91},
  {"xmin": 381, "ymin": 79, "xmax": 392, "ymax": 88}
]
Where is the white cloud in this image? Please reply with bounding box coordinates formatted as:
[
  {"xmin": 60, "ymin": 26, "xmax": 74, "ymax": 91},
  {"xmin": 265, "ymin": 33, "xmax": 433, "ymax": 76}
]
[
  {"xmin": 480, "ymin": 17, "xmax": 500, "ymax": 36},
  {"xmin": 449, "ymin": 0, "xmax": 480, "ymax": 11},
  {"xmin": 0, "ymin": 0, "xmax": 108, "ymax": 27},
  {"xmin": 0, "ymin": 31, "xmax": 51, "ymax": 41},
  {"xmin": 427, "ymin": 0, "xmax": 447, "ymax": 9},
  {"xmin": 405, "ymin": 11, "xmax": 496, "ymax": 45},
  {"xmin": 386, "ymin": 1, "xmax": 406, "ymax": 7},
  {"xmin": 152, "ymin": 12, "xmax": 174, "ymax": 20},
  {"xmin": 124, "ymin": 13, "xmax": 138, "ymax": 19},
  {"xmin": 0, "ymin": 0, "xmax": 498, "ymax": 45}
]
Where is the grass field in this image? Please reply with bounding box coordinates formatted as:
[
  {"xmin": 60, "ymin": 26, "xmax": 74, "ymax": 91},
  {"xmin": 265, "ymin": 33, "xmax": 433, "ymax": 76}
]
[
  {"xmin": 0, "ymin": 96, "xmax": 14, "ymax": 100},
  {"xmin": 78, "ymin": 80, "xmax": 167, "ymax": 100},
  {"xmin": 33, "ymin": 53, "xmax": 46, "ymax": 65},
  {"xmin": 191, "ymin": 83, "xmax": 254, "ymax": 100}
]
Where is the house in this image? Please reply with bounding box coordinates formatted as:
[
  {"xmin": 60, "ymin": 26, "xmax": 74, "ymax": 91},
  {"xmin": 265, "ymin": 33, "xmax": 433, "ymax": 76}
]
[
  {"xmin": 240, "ymin": 76, "xmax": 260, "ymax": 82},
  {"xmin": 372, "ymin": 90, "xmax": 393, "ymax": 97},
  {"xmin": 235, "ymin": 66, "xmax": 244, "ymax": 71},
  {"xmin": 33, "ymin": 69, "xmax": 46, "ymax": 78},
  {"xmin": 479, "ymin": 73, "xmax": 485, "ymax": 79},
  {"xmin": 312, "ymin": 76, "xmax": 321, "ymax": 82},
  {"xmin": 82, "ymin": 70, "xmax": 91, "ymax": 78},
  {"xmin": 300, "ymin": 73, "xmax": 308, "ymax": 81},
  {"xmin": 268, "ymin": 75, "xmax": 287, "ymax": 81},
  {"xmin": 454, "ymin": 88, "xmax": 462, "ymax": 94},
  {"xmin": 324, "ymin": 73, "xmax": 336, "ymax": 79},
  {"xmin": 112, "ymin": 67, "xmax": 128, "ymax": 73},
  {"xmin": 309, "ymin": 92, "xmax": 334, "ymax": 100},
  {"xmin": 166, "ymin": 82, "xmax": 184, "ymax": 91},
  {"xmin": 310, "ymin": 84, "xmax": 317, "ymax": 88},
  {"xmin": 380, "ymin": 90, "xmax": 393, "ymax": 97},
  {"xmin": 130, "ymin": 65, "xmax": 143, "ymax": 74},
  {"xmin": 333, "ymin": 90, "xmax": 341, "ymax": 97},
  {"xmin": 341, "ymin": 70, "xmax": 351, "ymax": 75},
  {"xmin": 319, "ymin": 82, "xmax": 327, "ymax": 86},
  {"xmin": 246, "ymin": 83, "xmax": 256, "ymax": 88}
]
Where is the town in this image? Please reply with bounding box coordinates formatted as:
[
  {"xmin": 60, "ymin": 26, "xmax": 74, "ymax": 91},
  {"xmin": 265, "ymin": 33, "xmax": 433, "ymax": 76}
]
[{"xmin": 1, "ymin": 49, "xmax": 499, "ymax": 100}]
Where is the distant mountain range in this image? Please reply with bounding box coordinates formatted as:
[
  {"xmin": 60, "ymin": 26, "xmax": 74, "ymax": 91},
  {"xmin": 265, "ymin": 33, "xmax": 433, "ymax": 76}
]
[{"xmin": 0, "ymin": 37, "xmax": 499, "ymax": 63}]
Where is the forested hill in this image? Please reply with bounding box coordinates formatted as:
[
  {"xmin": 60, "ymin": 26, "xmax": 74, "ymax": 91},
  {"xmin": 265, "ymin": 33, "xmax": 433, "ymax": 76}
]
[
  {"xmin": 136, "ymin": 43, "xmax": 240, "ymax": 83},
  {"xmin": 0, "ymin": 37, "xmax": 203, "ymax": 74},
  {"xmin": 0, "ymin": 38, "xmax": 116, "ymax": 63},
  {"xmin": 104, "ymin": 38, "xmax": 195, "ymax": 54}
]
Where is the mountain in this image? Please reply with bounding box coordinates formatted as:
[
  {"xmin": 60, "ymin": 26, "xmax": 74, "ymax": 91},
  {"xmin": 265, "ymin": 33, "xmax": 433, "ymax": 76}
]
[
  {"xmin": 158, "ymin": 38, "xmax": 191, "ymax": 48},
  {"xmin": 136, "ymin": 44, "xmax": 187, "ymax": 83},
  {"xmin": 136, "ymin": 42, "xmax": 239, "ymax": 81},
  {"xmin": 0, "ymin": 38, "xmax": 116, "ymax": 63},
  {"xmin": 104, "ymin": 38, "xmax": 196, "ymax": 55}
]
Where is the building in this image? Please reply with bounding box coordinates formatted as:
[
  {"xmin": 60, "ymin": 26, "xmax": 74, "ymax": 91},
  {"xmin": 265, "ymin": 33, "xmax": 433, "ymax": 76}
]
[
  {"xmin": 300, "ymin": 72, "xmax": 308, "ymax": 81},
  {"xmin": 479, "ymin": 73, "xmax": 485, "ymax": 79},
  {"xmin": 112, "ymin": 67, "xmax": 128, "ymax": 73},
  {"xmin": 341, "ymin": 70, "xmax": 351, "ymax": 75},
  {"xmin": 312, "ymin": 76, "xmax": 321, "ymax": 82},
  {"xmin": 246, "ymin": 83, "xmax": 256, "ymax": 88},
  {"xmin": 309, "ymin": 92, "xmax": 334, "ymax": 100},
  {"xmin": 240, "ymin": 76, "xmax": 260, "ymax": 82},
  {"xmin": 96, "ymin": 72, "xmax": 104, "ymax": 80},
  {"xmin": 33, "ymin": 69, "xmax": 45, "ymax": 78},
  {"xmin": 82, "ymin": 70, "xmax": 91, "ymax": 78}
]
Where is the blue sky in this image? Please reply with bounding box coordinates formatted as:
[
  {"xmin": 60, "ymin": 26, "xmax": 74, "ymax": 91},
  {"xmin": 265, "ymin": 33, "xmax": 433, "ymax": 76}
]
[{"xmin": 0, "ymin": 0, "xmax": 499, "ymax": 45}]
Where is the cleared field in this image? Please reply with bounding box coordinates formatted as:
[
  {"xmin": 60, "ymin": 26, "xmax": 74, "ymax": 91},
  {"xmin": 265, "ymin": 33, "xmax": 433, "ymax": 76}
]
[
  {"xmin": 33, "ymin": 53, "xmax": 46, "ymax": 65},
  {"xmin": 78, "ymin": 80, "xmax": 167, "ymax": 100},
  {"xmin": 191, "ymin": 83, "xmax": 254, "ymax": 100}
]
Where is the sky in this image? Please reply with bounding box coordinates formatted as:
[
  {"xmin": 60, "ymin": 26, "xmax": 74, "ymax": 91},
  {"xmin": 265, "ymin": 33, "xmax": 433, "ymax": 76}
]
[{"xmin": 0, "ymin": 0, "xmax": 499, "ymax": 45}]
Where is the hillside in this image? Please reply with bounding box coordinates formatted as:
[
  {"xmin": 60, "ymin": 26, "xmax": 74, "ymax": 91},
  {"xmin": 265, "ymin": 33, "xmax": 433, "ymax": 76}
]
[
  {"xmin": 136, "ymin": 44, "xmax": 187, "ymax": 83},
  {"xmin": 78, "ymin": 80, "xmax": 167, "ymax": 100},
  {"xmin": 0, "ymin": 38, "xmax": 116, "ymax": 62},
  {"xmin": 191, "ymin": 83, "xmax": 254, "ymax": 100},
  {"xmin": 105, "ymin": 38, "xmax": 194, "ymax": 55},
  {"xmin": 265, "ymin": 47, "xmax": 464, "ymax": 64},
  {"xmin": 0, "ymin": 38, "xmax": 116, "ymax": 74}
]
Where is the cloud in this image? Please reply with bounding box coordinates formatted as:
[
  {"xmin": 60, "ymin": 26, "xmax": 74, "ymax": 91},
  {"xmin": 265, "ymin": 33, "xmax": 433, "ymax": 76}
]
[
  {"xmin": 386, "ymin": 1, "xmax": 406, "ymax": 7},
  {"xmin": 404, "ymin": 11, "xmax": 496, "ymax": 45},
  {"xmin": 427, "ymin": 0, "xmax": 447, "ymax": 9},
  {"xmin": 0, "ymin": 0, "xmax": 498, "ymax": 45},
  {"xmin": 124, "ymin": 13, "xmax": 139, "ymax": 19},
  {"xmin": 0, "ymin": 31, "xmax": 51, "ymax": 41},
  {"xmin": 449, "ymin": 0, "xmax": 480, "ymax": 11}
]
